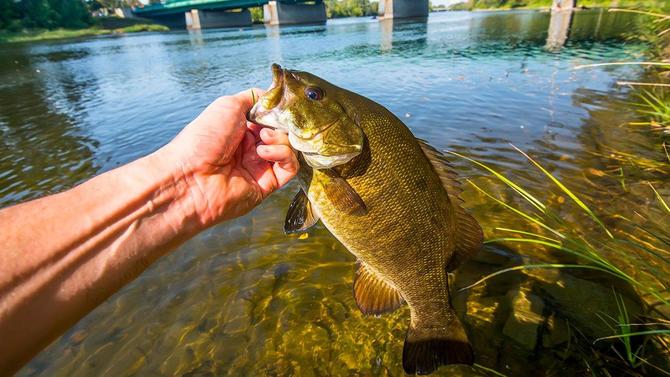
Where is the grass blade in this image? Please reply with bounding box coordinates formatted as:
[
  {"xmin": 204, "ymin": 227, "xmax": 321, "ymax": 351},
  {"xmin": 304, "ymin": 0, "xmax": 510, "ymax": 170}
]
[
  {"xmin": 594, "ymin": 329, "xmax": 670, "ymax": 342},
  {"xmin": 449, "ymin": 151, "xmax": 546, "ymax": 212},
  {"xmin": 648, "ymin": 183, "xmax": 670, "ymax": 214},
  {"xmin": 494, "ymin": 227, "xmax": 561, "ymax": 243},
  {"xmin": 467, "ymin": 180, "xmax": 565, "ymax": 239},
  {"xmin": 511, "ymin": 144, "xmax": 614, "ymax": 239},
  {"xmin": 573, "ymin": 62, "xmax": 670, "ymax": 70},
  {"xmin": 458, "ymin": 264, "xmax": 615, "ymax": 292}
]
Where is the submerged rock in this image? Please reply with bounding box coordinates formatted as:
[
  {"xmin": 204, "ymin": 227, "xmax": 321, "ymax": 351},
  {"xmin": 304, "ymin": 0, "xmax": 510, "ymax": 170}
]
[
  {"xmin": 542, "ymin": 312, "xmax": 570, "ymax": 348},
  {"xmin": 524, "ymin": 269, "xmax": 643, "ymax": 339},
  {"xmin": 502, "ymin": 286, "xmax": 546, "ymax": 350}
]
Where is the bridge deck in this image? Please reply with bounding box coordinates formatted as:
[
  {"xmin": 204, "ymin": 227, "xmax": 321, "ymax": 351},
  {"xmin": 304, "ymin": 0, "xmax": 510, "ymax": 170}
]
[{"xmin": 133, "ymin": 0, "xmax": 309, "ymax": 16}]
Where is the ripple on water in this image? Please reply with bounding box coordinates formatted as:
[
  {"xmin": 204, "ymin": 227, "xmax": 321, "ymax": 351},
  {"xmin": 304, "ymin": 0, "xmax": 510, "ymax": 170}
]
[{"xmin": 5, "ymin": 9, "xmax": 668, "ymax": 377}]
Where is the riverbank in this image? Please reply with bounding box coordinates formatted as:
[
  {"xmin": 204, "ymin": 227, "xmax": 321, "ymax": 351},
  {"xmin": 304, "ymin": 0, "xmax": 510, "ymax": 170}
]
[
  {"xmin": 451, "ymin": 0, "xmax": 669, "ymax": 11},
  {"xmin": 0, "ymin": 24, "xmax": 169, "ymax": 44}
]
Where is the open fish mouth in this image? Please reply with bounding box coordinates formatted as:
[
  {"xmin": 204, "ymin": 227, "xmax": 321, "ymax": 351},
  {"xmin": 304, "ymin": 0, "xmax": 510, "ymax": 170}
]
[
  {"xmin": 248, "ymin": 64, "xmax": 288, "ymax": 131},
  {"xmin": 248, "ymin": 64, "xmax": 364, "ymax": 169}
]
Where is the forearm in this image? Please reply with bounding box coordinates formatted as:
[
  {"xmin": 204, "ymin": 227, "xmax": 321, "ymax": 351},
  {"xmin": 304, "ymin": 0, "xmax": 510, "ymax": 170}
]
[{"xmin": 0, "ymin": 147, "xmax": 202, "ymax": 375}]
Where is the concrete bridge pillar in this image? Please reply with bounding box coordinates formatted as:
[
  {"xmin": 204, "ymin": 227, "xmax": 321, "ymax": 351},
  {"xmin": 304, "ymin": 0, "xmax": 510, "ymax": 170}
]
[
  {"xmin": 263, "ymin": 1, "xmax": 326, "ymax": 26},
  {"xmin": 378, "ymin": 0, "xmax": 428, "ymax": 20},
  {"xmin": 552, "ymin": 0, "xmax": 576, "ymax": 11},
  {"xmin": 185, "ymin": 8, "xmax": 252, "ymax": 30},
  {"xmin": 546, "ymin": 8, "xmax": 574, "ymax": 50}
]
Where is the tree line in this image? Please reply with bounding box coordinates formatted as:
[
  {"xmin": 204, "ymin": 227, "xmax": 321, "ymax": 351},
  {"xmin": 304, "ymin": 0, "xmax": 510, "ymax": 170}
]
[
  {"xmin": 0, "ymin": 0, "xmax": 381, "ymax": 31},
  {"xmin": 0, "ymin": 0, "xmax": 95, "ymax": 30},
  {"xmin": 324, "ymin": 0, "xmax": 378, "ymax": 18}
]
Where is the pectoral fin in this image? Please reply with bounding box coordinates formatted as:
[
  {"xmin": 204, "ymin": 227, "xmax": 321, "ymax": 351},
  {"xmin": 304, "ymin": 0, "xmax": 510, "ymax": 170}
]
[
  {"xmin": 323, "ymin": 171, "xmax": 368, "ymax": 216},
  {"xmin": 353, "ymin": 261, "xmax": 404, "ymax": 315},
  {"xmin": 284, "ymin": 189, "xmax": 319, "ymax": 234}
]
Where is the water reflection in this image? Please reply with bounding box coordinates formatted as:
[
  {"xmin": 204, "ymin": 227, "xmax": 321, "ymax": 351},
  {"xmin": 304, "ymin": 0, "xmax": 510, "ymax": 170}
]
[
  {"xmin": 379, "ymin": 17, "xmax": 427, "ymax": 52},
  {"xmin": 1, "ymin": 9, "xmax": 664, "ymax": 377},
  {"xmin": 0, "ymin": 47, "xmax": 99, "ymax": 207},
  {"xmin": 188, "ymin": 29, "xmax": 205, "ymax": 46}
]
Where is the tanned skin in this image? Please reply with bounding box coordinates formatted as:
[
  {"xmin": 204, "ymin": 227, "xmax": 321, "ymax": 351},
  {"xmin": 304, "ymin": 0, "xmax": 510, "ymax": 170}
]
[{"xmin": 0, "ymin": 89, "xmax": 299, "ymax": 376}]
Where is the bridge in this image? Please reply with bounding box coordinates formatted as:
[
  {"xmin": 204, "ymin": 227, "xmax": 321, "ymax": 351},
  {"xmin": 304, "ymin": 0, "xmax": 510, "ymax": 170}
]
[{"xmin": 131, "ymin": 0, "xmax": 428, "ymax": 29}]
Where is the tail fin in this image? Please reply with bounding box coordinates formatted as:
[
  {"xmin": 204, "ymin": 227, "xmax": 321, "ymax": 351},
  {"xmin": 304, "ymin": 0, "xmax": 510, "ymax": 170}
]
[{"xmin": 402, "ymin": 317, "xmax": 473, "ymax": 375}]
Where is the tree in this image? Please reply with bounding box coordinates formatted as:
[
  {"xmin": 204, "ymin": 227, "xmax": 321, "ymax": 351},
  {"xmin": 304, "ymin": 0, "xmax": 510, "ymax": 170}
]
[
  {"xmin": 1, "ymin": 0, "xmax": 92, "ymax": 30},
  {"xmin": 0, "ymin": 0, "xmax": 20, "ymax": 29},
  {"xmin": 325, "ymin": 0, "xmax": 377, "ymax": 18}
]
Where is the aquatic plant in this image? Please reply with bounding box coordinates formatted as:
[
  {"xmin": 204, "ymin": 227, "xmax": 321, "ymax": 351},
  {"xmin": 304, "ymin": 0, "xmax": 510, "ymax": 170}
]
[{"xmin": 451, "ymin": 147, "xmax": 670, "ymax": 374}]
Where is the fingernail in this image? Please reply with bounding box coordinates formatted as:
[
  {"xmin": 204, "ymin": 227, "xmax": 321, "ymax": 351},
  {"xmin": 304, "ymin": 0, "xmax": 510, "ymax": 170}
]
[
  {"xmin": 260, "ymin": 128, "xmax": 273, "ymax": 138},
  {"xmin": 257, "ymin": 145, "xmax": 268, "ymax": 153}
]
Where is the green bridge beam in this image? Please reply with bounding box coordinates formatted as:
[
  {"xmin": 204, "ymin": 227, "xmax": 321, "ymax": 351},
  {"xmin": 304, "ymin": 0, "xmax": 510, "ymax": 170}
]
[{"xmin": 133, "ymin": 0, "xmax": 315, "ymax": 17}]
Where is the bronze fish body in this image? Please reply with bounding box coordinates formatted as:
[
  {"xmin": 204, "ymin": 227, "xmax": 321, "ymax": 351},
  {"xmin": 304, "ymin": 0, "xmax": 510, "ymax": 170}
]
[{"xmin": 249, "ymin": 64, "xmax": 483, "ymax": 375}]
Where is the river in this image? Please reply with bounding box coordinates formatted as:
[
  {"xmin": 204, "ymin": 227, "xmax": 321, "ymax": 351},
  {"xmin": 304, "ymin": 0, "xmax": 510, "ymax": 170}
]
[{"xmin": 2, "ymin": 9, "xmax": 668, "ymax": 377}]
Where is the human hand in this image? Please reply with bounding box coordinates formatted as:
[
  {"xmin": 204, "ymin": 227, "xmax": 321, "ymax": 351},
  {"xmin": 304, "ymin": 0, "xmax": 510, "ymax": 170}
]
[{"xmin": 156, "ymin": 89, "xmax": 299, "ymax": 227}]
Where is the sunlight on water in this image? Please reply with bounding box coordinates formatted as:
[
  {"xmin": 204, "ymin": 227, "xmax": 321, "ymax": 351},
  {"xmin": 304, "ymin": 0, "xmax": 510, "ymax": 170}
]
[{"xmin": 2, "ymin": 9, "xmax": 668, "ymax": 376}]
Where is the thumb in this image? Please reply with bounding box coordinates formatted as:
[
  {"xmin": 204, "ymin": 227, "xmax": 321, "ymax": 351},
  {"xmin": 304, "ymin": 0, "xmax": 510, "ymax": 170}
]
[{"xmin": 232, "ymin": 88, "xmax": 266, "ymax": 116}]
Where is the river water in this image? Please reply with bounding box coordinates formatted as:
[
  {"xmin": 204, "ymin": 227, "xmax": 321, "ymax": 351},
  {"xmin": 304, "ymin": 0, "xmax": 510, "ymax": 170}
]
[{"xmin": 2, "ymin": 9, "xmax": 669, "ymax": 377}]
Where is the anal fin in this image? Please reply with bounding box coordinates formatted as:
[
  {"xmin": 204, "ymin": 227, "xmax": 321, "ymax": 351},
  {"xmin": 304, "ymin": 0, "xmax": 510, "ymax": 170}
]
[
  {"xmin": 353, "ymin": 261, "xmax": 404, "ymax": 315},
  {"xmin": 284, "ymin": 189, "xmax": 319, "ymax": 234}
]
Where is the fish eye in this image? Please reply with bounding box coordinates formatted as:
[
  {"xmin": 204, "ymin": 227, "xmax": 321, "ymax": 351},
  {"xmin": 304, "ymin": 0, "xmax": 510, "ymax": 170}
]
[{"xmin": 305, "ymin": 87, "xmax": 324, "ymax": 101}]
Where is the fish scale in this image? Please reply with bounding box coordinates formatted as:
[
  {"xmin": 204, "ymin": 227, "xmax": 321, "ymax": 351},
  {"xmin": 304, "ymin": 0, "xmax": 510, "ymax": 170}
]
[{"xmin": 249, "ymin": 64, "xmax": 482, "ymax": 375}]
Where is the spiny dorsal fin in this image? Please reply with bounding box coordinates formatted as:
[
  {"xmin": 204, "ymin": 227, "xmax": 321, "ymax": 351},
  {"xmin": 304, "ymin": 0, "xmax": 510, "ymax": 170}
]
[
  {"xmin": 417, "ymin": 139, "xmax": 483, "ymax": 271},
  {"xmin": 353, "ymin": 260, "xmax": 404, "ymax": 315},
  {"xmin": 284, "ymin": 189, "xmax": 319, "ymax": 234}
]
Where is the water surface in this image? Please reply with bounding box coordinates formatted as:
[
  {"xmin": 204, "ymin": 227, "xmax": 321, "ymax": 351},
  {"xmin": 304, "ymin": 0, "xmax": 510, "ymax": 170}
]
[{"xmin": 2, "ymin": 9, "xmax": 668, "ymax": 376}]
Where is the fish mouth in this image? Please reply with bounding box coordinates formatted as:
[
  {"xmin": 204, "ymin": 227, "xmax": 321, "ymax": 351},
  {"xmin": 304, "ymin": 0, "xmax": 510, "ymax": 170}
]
[
  {"xmin": 248, "ymin": 63, "xmax": 333, "ymax": 140},
  {"xmin": 247, "ymin": 63, "xmax": 286, "ymax": 129}
]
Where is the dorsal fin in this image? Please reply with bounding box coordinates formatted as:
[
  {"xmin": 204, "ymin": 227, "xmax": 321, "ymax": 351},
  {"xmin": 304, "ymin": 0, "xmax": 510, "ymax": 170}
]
[
  {"xmin": 417, "ymin": 139, "xmax": 483, "ymax": 271},
  {"xmin": 353, "ymin": 260, "xmax": 404, "ymax": 315}
]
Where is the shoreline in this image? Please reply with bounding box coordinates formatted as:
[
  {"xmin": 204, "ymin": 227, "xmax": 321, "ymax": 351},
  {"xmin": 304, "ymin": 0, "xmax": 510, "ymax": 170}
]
[
  {"xmin": 0, "ymin": 24, "xmax": 169, "ymax": 44},
  {"xmin": 1, "ymin": 2, "xmax": 662, "ymax": 45}
]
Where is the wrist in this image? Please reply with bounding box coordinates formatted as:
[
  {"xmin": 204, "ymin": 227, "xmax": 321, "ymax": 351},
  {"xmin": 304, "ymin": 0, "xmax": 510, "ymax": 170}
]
[{"xmin": 138, "ymin": 146, "xmax": 207, "ymax": 237}]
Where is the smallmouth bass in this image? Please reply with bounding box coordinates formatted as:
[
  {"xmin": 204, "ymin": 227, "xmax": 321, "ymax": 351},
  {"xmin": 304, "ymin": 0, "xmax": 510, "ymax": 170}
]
[{"xmin": 249, "ymin": 64, "xmax": 483, "ymax": 375}]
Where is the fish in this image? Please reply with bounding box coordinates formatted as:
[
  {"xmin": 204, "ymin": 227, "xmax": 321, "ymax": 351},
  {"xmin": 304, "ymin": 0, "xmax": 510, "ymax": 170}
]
[{"xmin": 249, "ymin": 64, "xmax": 483, "ymax": 375}]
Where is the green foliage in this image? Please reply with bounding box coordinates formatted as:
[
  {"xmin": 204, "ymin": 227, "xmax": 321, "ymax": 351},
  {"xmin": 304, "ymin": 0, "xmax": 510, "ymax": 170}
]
[
  {"xmin": 0, "ymin": 22, "xmax": 166, "ymax": 42},
  {"xmin": 249, "ymin": 6, "xmax": 263, "ymax": 23},
  {"xmin": 117, "ymin": 23, "xmax": 167, "ymax": 32},
  {"xmin": 454, "ymin": 0, "xmax": 550, "ymax": 10},
  {"xmin": 450, "ymin": 0, "xmax": 668, "ymax": 11},
  {"xmin": 1, "ymin": 0, "xmax": 92, "ymax": 30},
  {"xmin": 620, "ymin": 9, "xmax": 670, "ymax": 140},
  {"xmin": 0, "ymin": 26, "xmax": 106, "ymax": 42},
  {"xmin": 0, "ymin": 0, "xmax": 19, "ymax": 29},
  {"xmin": 454, "ymin": 148, "xmax": 670, "ymax": 310},
  {"xmin": 324, "ymin": 0, "xmax": 377, "ymax": 18},
  {"xmin": 453, "ymin": 148, "xmax": 670, "ymax": 373}
]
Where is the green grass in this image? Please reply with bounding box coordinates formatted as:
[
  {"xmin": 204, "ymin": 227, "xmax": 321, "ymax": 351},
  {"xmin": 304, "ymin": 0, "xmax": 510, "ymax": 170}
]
[
  {"xmin": 0, "ymin": 28, "xmax": 109, "ymax": 43},
  {"xmin": 452, "ymin": 147, "xmax": 670, "ymax": 372},
  {"xmin": 450, "ymin": 0, "xmax": 669, "ymax": 11},
  {"xmin": 632, "ymin": 91, "xmax": 670, "ymax": 131},
  {"xmin": 0, "ymin": 24, "xmax": 169, "ymax": 43},
  {"xmin": 595, "ymin": 292, "xmax": 670, "ymax": 372},
  {"xmin": 455, "ymin": 149, "xmax": 669, "ymax": 302},
  {"xmin": 117, "ymin": 24, "xmax": 169, "ymax": 33}
]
